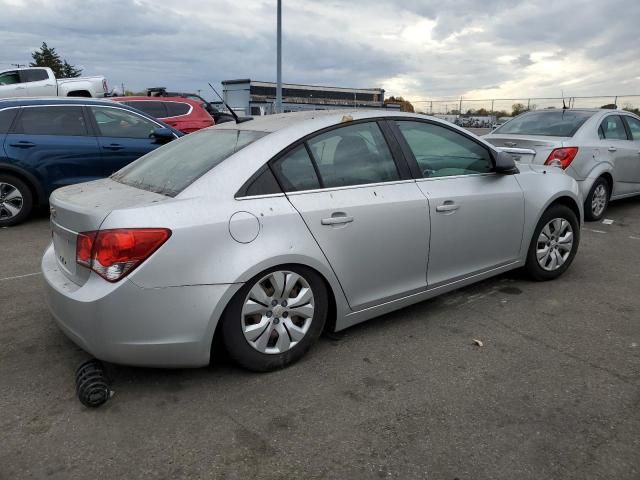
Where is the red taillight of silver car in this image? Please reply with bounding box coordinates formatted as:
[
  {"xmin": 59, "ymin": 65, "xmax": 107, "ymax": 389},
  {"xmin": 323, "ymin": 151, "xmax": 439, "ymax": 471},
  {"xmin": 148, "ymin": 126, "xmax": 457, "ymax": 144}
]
[
  {"xmin": 544, "ymin": 147, "xmax": 579, "ymax": 169},
  {"xmin": 76, "ymin": 228, "xmax": 171, "ymax": 282}
]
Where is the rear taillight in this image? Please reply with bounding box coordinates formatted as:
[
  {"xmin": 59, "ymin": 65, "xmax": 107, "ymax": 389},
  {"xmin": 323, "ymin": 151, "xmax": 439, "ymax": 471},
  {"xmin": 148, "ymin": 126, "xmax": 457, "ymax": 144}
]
[
  {"xmin": 76, "ymin": 228, "xmax": 171, "ymax": 282},
  {"xmin": 544, "ymin": 147, "xmax": 579, "ymax": 169}
]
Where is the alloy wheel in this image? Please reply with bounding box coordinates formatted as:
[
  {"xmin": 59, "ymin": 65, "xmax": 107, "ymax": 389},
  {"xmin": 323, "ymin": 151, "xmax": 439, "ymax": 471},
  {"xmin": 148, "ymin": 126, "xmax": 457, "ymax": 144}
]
[
  {"xmin": 0, "ymin": 182, "xmax": 24, "ymax": 220},
  {"xmin": 591, "ymin": 183, "xmax": 607, "ymax": 218},
  {"xmin": 241, "ymin": 271, "xmax": 315, "ymax": 354},
  {"xmin": 536, "ymin": 218, "xmax": 574, "ymax": 271}
]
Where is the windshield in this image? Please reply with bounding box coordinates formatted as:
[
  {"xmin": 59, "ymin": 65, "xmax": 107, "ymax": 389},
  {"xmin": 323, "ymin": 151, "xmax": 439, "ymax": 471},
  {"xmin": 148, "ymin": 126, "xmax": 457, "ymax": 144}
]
[
  {"xmin": 495, "ymin": 110, "xmax": 594, "ymax": 137},
  {"xmin": 112, "ymin": 129, "xmax": 267, "ymax": 196}
]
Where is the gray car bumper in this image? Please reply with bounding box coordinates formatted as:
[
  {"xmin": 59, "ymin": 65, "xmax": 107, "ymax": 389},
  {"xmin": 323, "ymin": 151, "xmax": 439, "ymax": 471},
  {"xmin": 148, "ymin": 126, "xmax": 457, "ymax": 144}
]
[{"xmin": 42, "ymin": 243, "xmax": 239, "ymax": 367}]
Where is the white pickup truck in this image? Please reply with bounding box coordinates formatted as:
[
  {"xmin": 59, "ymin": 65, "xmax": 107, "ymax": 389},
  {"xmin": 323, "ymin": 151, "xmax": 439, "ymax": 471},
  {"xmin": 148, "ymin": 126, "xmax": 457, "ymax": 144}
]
[{"xmin": 0, "ymin": 67, "xmax": 109, "ymax": 98}]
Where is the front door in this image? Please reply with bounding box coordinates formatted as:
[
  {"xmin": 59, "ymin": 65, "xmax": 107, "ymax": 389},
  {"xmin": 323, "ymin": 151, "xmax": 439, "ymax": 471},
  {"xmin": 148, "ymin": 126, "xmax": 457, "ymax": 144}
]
[
  {"xmin": 271, "ymin": 122, "xmax": 430, "ymax": 310},
  {"xmin": 391, "ymin": 119, "xmax": 525, "ymax": 287},
  {"xmin": 621, "ymin": 115, "xmax": 640, "ymax": 193},
  {"xmin": 0, "ymin": 70, "xmax": 27, "ymax": 98},
  {"xmin": 87, "ymin": 105, "xmax": 167, "ymax": 176}
]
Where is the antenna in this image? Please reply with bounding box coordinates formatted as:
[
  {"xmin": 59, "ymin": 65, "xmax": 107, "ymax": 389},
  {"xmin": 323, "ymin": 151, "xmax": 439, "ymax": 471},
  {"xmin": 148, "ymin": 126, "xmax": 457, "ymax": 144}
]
[
  {"xmin": 207, "ymin": 82, "xmax": 251, "ymax": 124},
  {"xmin": 562, "ymin": 90, "xmax": 567, "ymax": 110}
]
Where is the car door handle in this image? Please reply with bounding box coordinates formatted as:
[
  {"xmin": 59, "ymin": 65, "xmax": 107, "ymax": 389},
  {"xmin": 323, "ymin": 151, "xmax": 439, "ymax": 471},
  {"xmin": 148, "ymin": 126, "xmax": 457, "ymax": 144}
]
[
  {"xmin": 9, "ymin": 141, "xmax": 35, "ymax": 148},
  {"xmin": 321, "ymin": 213, "xmax": 354, "ymax": 225},
  {"xmin": 608, "ymin": 147, "xmax": 617, "ymax": 152},
  {"xmin": 15, "ymin": 86, "xmax": 26, "ymax": 90},
  {"xmin": 103, "ymin": 144, "xmax": 124, "ymax": 151},
  {"xmin": 436, "ymin": 202, "xmax": 459, "ymax": 213}
]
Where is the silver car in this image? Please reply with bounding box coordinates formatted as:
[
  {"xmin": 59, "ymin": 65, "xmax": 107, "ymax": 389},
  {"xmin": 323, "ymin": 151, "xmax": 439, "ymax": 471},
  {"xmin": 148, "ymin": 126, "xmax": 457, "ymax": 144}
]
[
  {"xmin": 43, "ymin": 110, "xmax": 582, "ymax": 371},
  {"xmin": 484, "ymin": 108, "xmax": 640, "ymax": 221}
]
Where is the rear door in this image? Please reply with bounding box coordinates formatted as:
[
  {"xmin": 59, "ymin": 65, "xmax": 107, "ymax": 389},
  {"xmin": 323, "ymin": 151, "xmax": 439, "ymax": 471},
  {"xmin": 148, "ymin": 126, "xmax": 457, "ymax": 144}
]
[
  {"xmin": 392, "ymin": 120, "xmax": 524, "ymax": 287},
  {"xmin": 87, "ymin": 105, "xmax": 167, "ymax": 175},
  {"xmin": 599, "ymin": 114, "xmax": 637, "ymax": 196},
  {"xmin": 4, "ymin": 105, "xmax": 101, "ymax": 195},
  {"xmin": 19, "ymin": 68, "xmax": 56, "ymax": 96},
  {"xmin": 0, "ymin": 70, "xmax": 27, "ymax": 98},
  {"xmin": 272, "ymin": 121, "xmax": 431, "ymax": 310}
]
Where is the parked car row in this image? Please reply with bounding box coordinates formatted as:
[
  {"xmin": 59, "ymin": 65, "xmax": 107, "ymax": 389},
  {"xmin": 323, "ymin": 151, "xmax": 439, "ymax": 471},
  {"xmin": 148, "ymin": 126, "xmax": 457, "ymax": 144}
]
[
  {"xmin": 0, "ymin": 97, "xmax": 181, "ymax": 226},
  {"xmin": 42, "ymin": 110, "xmax": 583, "ymax": 373},
  {"xmin": 484, "ymin": 108, "xmax": 640, "ymax": 220}
]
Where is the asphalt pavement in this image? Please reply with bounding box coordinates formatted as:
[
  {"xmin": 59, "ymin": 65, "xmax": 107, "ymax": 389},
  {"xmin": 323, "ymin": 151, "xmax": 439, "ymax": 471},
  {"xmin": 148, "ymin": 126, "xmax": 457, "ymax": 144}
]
[{"xmin": 1, "ymin": 199, "xmax": 639, "ymax": 480}]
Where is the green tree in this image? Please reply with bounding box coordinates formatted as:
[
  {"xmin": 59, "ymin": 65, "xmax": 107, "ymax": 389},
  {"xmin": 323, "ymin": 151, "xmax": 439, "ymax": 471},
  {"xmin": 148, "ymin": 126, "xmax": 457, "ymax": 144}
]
[
  {"xmin": 384, "ymin": 96, "xmax": 415, "ymax": 113},
  {"xmin": 30, "ymin": 42, "xmax": 82, "ymax": 78},
  {"xmin": 512, "ymin": 103, "xmax": 528, "ymax": 116}
]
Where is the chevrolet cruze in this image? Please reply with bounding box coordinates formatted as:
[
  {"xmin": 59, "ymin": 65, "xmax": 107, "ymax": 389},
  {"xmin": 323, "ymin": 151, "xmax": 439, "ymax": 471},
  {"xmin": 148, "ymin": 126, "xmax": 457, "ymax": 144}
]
[{"xmin": 43, "ymin": 110, "xmax": 582, "ymax": 371}]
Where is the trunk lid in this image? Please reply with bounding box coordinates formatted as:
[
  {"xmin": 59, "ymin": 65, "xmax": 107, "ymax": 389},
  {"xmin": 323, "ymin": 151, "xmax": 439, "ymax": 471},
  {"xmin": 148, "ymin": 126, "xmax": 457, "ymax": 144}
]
[
  {"xmin": 49, "ymin": 178, "xmax": 168, "ymax": 285},
  {"xmin": 484, "ymin": 135, "xmax": 570, "ymax": 164}
]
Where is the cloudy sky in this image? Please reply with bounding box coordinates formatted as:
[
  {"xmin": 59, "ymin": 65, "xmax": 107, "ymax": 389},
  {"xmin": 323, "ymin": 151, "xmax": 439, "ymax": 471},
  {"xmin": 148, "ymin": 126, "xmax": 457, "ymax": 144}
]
[{"xmin": 1, "ymin": 0, "xmax": 639, "ymax": 103}]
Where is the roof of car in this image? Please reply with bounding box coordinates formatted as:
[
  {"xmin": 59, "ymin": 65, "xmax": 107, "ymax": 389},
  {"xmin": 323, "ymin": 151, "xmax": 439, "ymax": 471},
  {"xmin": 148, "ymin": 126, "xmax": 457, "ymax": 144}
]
[
  {"xmin": 214, "ymin": 109, "xmax": 427, "ymax": 133},
  {"xmin": 0, "ymin": 97, "xmax": 131, "ymax": 109},
  {"xmin": 110, "ymin": 96, "xmax": 202, "ymax": 105}
]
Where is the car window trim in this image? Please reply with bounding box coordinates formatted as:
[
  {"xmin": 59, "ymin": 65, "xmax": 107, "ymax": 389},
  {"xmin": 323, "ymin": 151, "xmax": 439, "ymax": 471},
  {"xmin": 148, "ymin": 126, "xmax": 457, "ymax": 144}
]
[
  {"xmin": 10, "ymin": 104, "xmax": 91, "ymax": 137},
  {"xmin": 283, "ymin": 178, "xmax": 417, "ymax": 196},
  {"xmin": 388, "ymin": 118, "xmax": 498, "ymax": 179}
]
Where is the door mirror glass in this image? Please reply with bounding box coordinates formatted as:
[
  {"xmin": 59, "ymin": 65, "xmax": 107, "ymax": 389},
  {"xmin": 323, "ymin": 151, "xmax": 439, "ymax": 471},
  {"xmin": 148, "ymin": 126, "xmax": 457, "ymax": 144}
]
[{"xmin": 494, "ymin": 151, "xmax": 518, "ymax": 174}]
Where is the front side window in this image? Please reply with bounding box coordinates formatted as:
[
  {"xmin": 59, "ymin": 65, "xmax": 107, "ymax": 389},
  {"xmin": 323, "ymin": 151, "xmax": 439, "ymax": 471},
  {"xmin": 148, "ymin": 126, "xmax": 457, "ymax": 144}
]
[
  {"xmin": 396, "ymin": 121, "xmax": 492, "ymax": 178},
  {"xmin": 599, "ymin": 115, "xmax": 628, "ymax": 140},
  {"xmin": 112, "ymin": 128, "xmax": 267, "ymax": 196},
  {"xmin": 14, "ymin": 106, "xmax": 87, "ymax": 136},
  {"xmin": 20, "ymin": 69, "xmax": 49, "ymax": 82},
  {"xmin": 272, "ymin": 145, "xmax": 321, "ymax": 192},
  {"xmin": 0, "ymin": 71, "xmax": 21, "ymax": 86},
  {"xmin": 90, "ymin": 106, "xmax": 159, "ymax": 139},
  {"xmin": 623, "ymin": 116, "xmax": 640, "ymax": 141},
  {"xmin": 307, "ymin": 122, "xmax": 399, "ymax": 188},
  {"xmin": 123, "ymin": 101, "xmax": 168, "ymax": 119}
]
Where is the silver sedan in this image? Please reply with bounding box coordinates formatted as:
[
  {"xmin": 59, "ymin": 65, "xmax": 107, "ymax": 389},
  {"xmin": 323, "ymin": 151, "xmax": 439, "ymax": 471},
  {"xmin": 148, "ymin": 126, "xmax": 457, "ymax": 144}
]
[
  {"xmin": 43, "ymin": 110, "xmax": 582, "ymax": 371},
  {"xmin": 484, "ymin": 108, "xmax": 640, "ymax": 221}
]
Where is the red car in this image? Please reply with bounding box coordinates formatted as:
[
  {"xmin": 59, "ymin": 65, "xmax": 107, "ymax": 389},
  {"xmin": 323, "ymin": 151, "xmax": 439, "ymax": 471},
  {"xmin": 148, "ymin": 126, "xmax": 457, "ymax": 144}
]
[{"xmin": 110, "ymin": 96, "xmax": 214, "ymax": 133}]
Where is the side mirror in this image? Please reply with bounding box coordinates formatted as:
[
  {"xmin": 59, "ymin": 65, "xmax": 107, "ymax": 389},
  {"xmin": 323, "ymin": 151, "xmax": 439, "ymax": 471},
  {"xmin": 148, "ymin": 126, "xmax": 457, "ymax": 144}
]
[
  {"xmin": 494, "ymin": 151, "xmax": 519, "ymax": 174},
  {"xmin": 150, "ymin": 127, "xmax": 175, "ymax": 143}
]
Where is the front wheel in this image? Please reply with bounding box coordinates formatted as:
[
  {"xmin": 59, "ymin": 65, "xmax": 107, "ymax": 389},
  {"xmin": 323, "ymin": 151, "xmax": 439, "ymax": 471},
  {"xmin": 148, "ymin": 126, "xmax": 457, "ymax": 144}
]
[
  {"xmin": 0, "ymin": 174, "xmax": 33, "ymax": 227},
  {"xmin": 221, "ymin": 266, "xmax": 328, "ymax": 372},
  {"xmin": 525, "ymin": 204, "xmax": 580, "ymax": 281}
]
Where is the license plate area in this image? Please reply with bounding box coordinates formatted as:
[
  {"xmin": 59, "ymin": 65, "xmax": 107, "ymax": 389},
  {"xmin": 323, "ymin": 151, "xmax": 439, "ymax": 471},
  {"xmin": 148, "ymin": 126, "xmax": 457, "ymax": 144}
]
[{"xmin": 52, "ymin": 222, "xmax": 77, "ymax": 277}]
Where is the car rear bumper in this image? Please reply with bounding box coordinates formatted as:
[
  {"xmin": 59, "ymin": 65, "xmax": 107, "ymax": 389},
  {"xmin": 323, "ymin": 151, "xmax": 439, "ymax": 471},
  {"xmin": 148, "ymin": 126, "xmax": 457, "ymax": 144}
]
[{"xmin": 42, "ymin": 243, "xmax": 240, "ymax": 367}]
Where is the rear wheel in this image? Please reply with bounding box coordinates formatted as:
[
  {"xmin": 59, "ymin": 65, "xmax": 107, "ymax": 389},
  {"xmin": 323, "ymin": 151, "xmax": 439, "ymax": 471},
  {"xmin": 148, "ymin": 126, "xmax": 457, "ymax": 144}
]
[
  {"xmin": 525, "ymin": 204, "xmax": 579, "ymax": 281},
  {"xmin": 0, "ymin": 174, "xmax": 33, "ymax": 227},
  {"xmin": 222, "ymin": 266, "xmax": 328, "ymax": 372},
  {"xmin": 584, "ymin": 177, "xmax": 609, "ymax": 221}
]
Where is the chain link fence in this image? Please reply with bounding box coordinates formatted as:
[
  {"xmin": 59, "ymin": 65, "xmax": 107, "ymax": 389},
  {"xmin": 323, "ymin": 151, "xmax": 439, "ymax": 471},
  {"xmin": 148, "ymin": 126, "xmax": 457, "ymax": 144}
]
[{"xmin": 411, "ymin": 95, "xmax": 640, "ymax": 116}]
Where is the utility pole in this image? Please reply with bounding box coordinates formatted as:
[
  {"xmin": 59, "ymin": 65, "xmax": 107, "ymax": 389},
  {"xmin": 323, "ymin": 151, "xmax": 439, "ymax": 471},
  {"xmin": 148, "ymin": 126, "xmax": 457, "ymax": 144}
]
[{"xmin": 275, "ymin": 0, "xmax": 283, "ymax": 114}]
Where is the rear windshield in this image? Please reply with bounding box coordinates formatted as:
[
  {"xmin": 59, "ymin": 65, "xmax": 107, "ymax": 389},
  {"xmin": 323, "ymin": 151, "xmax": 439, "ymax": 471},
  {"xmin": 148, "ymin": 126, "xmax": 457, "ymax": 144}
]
[
  {"xmin": 495, "ymin": 110, "xmax": 594, "ymax": 137},
  {"xmin": 112, "ymin": 129, "xmax": 267, "ymax": 196}
]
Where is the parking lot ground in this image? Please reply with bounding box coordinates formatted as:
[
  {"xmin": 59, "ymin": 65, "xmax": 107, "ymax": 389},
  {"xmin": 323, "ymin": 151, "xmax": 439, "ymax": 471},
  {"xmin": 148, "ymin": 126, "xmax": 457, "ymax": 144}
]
[{"xmin": 1, "ymin": 199, "xmax": 639, "ymax": 480}]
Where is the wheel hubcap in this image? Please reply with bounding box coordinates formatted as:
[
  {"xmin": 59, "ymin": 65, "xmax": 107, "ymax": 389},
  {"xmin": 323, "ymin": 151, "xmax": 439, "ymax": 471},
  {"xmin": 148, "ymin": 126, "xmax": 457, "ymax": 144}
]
[
  {"xmin": 591, "ymin": 184, "xmax": 607, "ymax": 217},
  {"xmin": 241, "ymin": 271, "xmax": 315, "ymax": 354},
  {"xmin": 0, "ymin": 182, "xmax": 23, "ymax": 220},
  {"xmin": 536, "ymin": 218, "xmax": 574, "ymax": 271}
]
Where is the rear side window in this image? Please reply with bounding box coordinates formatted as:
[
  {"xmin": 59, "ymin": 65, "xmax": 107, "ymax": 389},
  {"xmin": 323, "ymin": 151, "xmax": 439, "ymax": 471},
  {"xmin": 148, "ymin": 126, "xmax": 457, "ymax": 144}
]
[
  {"xmin": 124, "ymin": 101, "xmax": 168, "ymax": 119},
  {"xmin": 165, "ymin": 102, "xmax": 191, "ymax": 116},
  {"xmin": 624, "ymin": 116, "xmax": 640, "ymax": 140},
  {"xmin": 599, "ymin": 115, "xmax": 628, "ymax": 140},
  {"xmin": 306, "ymin": 122, "xmax": 399, "ymax": 188},
  {"xmin": 272, "ymin": 145, "xmax": 321, "ymax": 192},
  {"xmin": 20, "ymin": 69, "xmax": 49, "ymax": 82},
  {"xmin": 495, "ymin": 110, "xmax": 594, "ymax": 137},
  {"xmin": 0, "ymin": 108, "xmax": 18, "ymax": 133},
  {"xmin": 14, "ymin": 106, "xmax": 88, "ymax": 136},
  {"xmin": 112, "ymin": 129, "xmax": 267, "ymax": 196}
]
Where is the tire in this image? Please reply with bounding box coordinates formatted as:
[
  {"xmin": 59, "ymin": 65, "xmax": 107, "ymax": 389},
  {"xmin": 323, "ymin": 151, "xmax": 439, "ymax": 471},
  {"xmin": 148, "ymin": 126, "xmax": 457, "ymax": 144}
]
[
  {"xmin": 525, "ymin": 204, "xmax": 580, "ymax": 281},
  {"xmin": 222, "ymin": 265, "xmax": 328, "ymax": 372},
  {"xmin": 584, "ymin": 177, "xmax": 610, "ymax": 222},
  {"xmin": 0, "ymin": 174, "xmax": 33, "ymax": 227}
]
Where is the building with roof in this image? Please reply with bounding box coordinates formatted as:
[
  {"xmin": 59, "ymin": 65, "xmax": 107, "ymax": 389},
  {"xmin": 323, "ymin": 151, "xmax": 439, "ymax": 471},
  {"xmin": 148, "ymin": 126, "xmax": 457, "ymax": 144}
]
[{"xmin": 221, "ymin": 79, "xmax": 398, "ymax": 116}]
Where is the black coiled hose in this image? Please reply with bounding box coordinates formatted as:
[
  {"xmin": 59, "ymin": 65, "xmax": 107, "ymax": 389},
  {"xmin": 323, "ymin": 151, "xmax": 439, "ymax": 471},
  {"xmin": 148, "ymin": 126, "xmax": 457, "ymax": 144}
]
[{"xmin": 75, "ymin": 359, "xmax": 112, "ymax": 408}]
